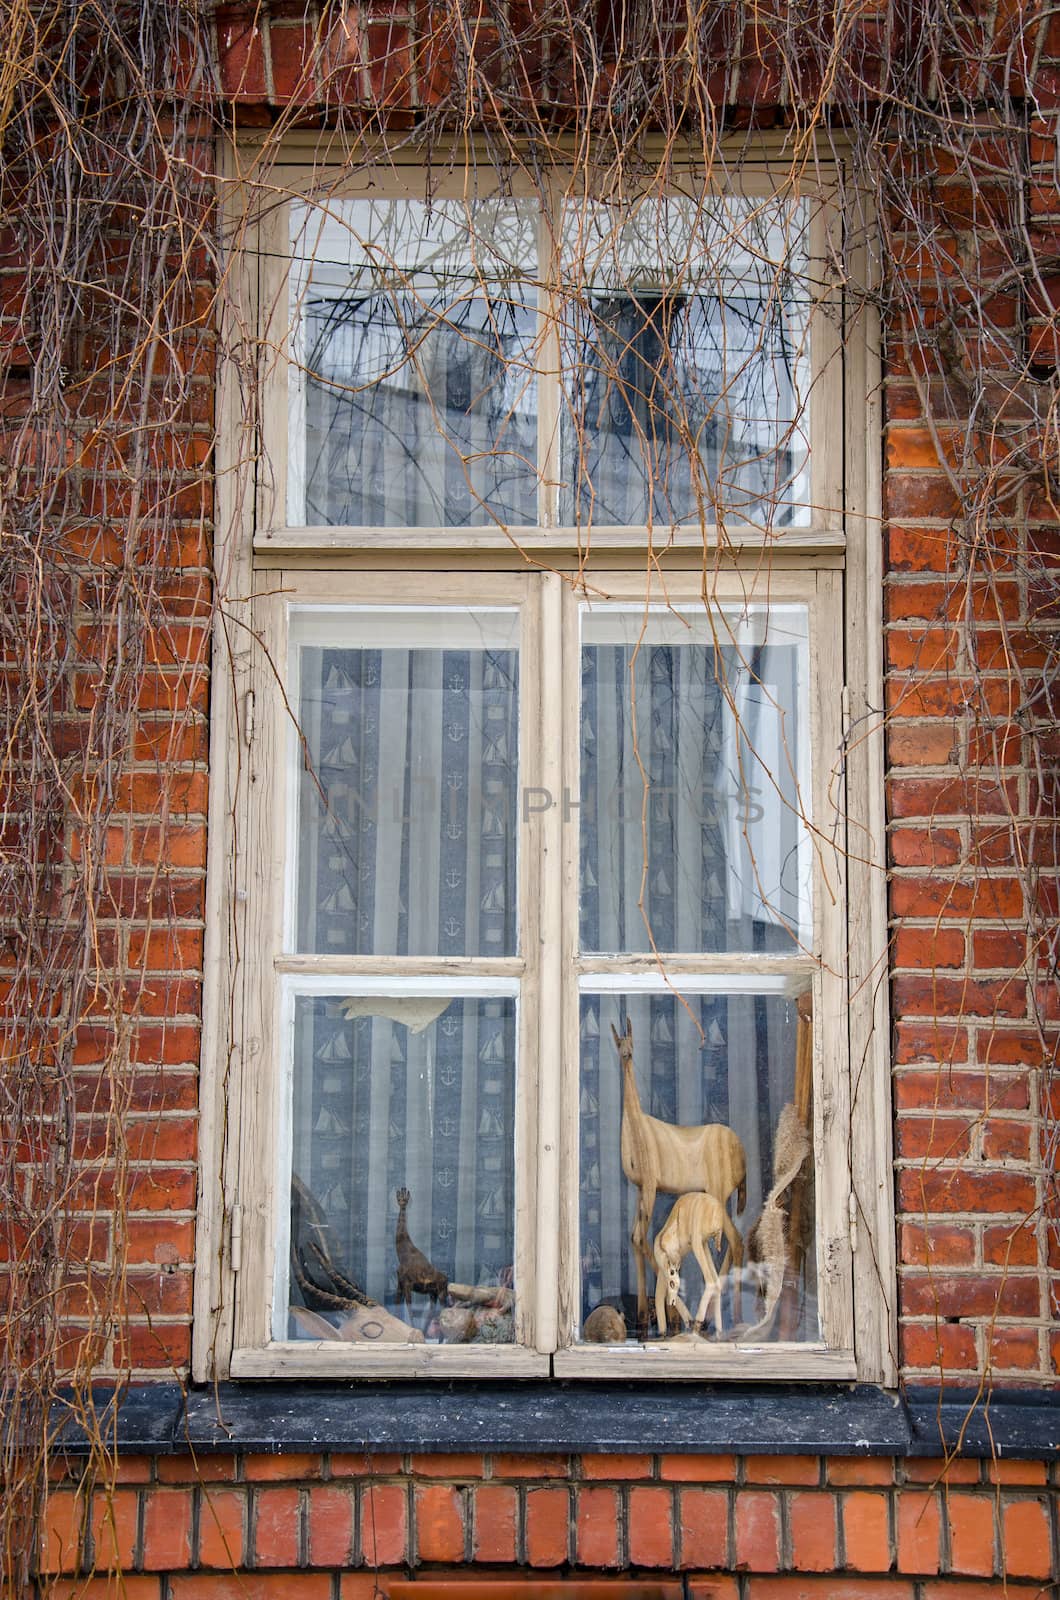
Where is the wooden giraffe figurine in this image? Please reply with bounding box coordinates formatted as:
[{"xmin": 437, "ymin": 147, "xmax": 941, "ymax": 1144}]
[{"xmin": 611, "ymin": 1017, "xmax": 747, "ymax": 1329}]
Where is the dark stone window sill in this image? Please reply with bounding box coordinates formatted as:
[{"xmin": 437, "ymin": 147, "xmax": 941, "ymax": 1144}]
[{"xmin": 48, "ymin": 1381, "xmax": 1060, "ymax": 1460}]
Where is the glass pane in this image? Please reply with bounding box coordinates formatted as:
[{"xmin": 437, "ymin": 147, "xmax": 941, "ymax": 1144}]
[
  {"xmin": 579, "ymin": 604, "xmax": 811, "ymax": 955},
  {"xmin": 290, "ymin": 199, "xmax": 539, "ymax": 527},
  {"xmin": 578, "ymin": 988, "xmax": 818, "ymax": 1345},
  {"xmin": 284, "ymin": 993, "xmax": 517, "ymax": 1346},
  {"xmin": 291, "ymin": 607, "xmax": 520, "ymax": 958},
  {"xmin": 559, "ymin": 196, "xmax": 811, "ymax": 528}
]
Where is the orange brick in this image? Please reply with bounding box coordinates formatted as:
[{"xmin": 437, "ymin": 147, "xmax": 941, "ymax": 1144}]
[
  {"xmin": 576, "ymin": 1485, "xmax": 621, "ymax": 1567},
  {"xmin": 842, "ymin": 1491, "xmax": 892, "ymax": 1573},
  {"xmin": 359, "ymin": 1483, "xmax": 407, "ymax": 1567},
  {"xmin": 827, "ymin": 1458, "xmax": 895, "ymax": 1486},
  {"xmin": 1001, "ymin": 1497, "xmax": 1053, "ymax": 1580},
  {"xmin": 946, "ymin": 1494, "xmax": 997, "ymax": 1576},
  {"xmin": 197, "ymin": 1487, "xmax": 247, "ymax": 1568},
  {"xmin": 745, "ymin": 1456, "xmax": 820, "ymax": 1485},
  {"xmin": 39, "ymin": 1488, "xmax": 85, "ymax": 1575},
  {"xmin": 410, "ymin": 1453, "xmax": 484, "ymax": 1478},
  {"xmin": 306, "ymin": 1485, "xmax": 354, "ymax": 1567},
  {"xmin": 170, "ymin": 1579, "xmax": 330, "ymax": 1599},
  {"xmin": 91, "ymin": 1487, "xmax": 139, "ymax": 1569},
  {"xmin": 902, "ymin": 1458, "xmax": 980, "ymax": 1485},
  {"xmin": 897, "ymin": 1489, "xmax": 941, "ymax": 1573},
  {"xmin": 330, "ymin": 1452, "xmax": 402, "ymax": 1476},
  {"xmin": 252, "ymin": 1485, "xmax": 301, "ymax": 1567},
  {"xmin": 490, "ymin": 1453, "xmax": 568, "ymax": 1478},
  {"xmin": 141, "ymin": 1488, "xmax": 192, "ymax": 1570},
  {"xmin": 744, "ymin": 1583, "xmax": 912, "ymax": 1599},
  {"xmin": 158, "ymin": 1454, "xmax": 237, "ymax": 1484},
  {"xmin": 471, "ymin": 1484, "xmax": 518, "ymax": 1563},
  {"xmin": 661, "ymin": 1454, "xmax": 738, "ymax": 1481},
  {"xmin": 414, "ymin": 1484, "xmax": 465, "ymax": 1563},
  {"xmin": 50, "ymin": 1582, "xmax": 161, "ymax": 1600},
  {"xmin": 628, "ymin": 1485, "xmax": 674, "ymax": 1567},
  {"xmin": 789, "ymin": 1491, "xmax": 837, "ymax": 1570},
  {"xmin": 525, "ymin": 1486, "xmax": 569, "ymax": 1567},
  {"xmin": 245, "ymin": 1454, "xmax": 322, "ymax": 1481},
  {"xmin": 735, "ymin": 1490, "xmax": 781, "ymax": 1571},
  {"xmin": 679, "ymin": 1487, "xmax": 729, "ymax": 1569},
  {"xmin": 581, "ymin": 1452, "xmax": 653, "ymax": 1479},
  {"xmin": 986, "ymin": 1460, "xmax": 1047, "ymax": 1486}
]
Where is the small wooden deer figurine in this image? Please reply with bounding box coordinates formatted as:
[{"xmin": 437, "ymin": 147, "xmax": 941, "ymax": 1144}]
[
  {"xmin": 611, "ymin": 1017, "xmax": 746, "ymax": 1328},
  {"xmin": 653, "ymin": 1190, "xmax": 741, "ymax": 1337}
]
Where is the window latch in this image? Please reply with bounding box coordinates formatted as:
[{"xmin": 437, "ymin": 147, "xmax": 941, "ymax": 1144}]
[
  {"xmin": 229, "ymin": 1203, "xmax": 243, "ymax": 1274},
  {"xmin": 848, "ymin": 1190, "xmax": 858, "ymax": 1253},
  {"xmin": 243, "ymin": 689, "xmax": 255, "ymax": 748}
]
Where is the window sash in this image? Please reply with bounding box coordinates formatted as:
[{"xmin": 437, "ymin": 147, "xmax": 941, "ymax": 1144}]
[
  {"xmin": 230, "ymin": 566, "xmax": 854, "ymax": 1378},
  {"xmin": 254, "ymin": 166, "xmax": 843, "ymax": 552}
]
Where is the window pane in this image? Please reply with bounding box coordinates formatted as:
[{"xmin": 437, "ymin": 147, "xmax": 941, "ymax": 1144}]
[
  {"xmin": 579, "ymin": 988, "xmax": 818, "ymax": 1345},
  {"xmin": 291, "ymin": 607, "xmax": 520, "ymax": 959},
  {"xmin": 559, "ymin": 196, "xmax": 811, "ymax": 527},
  {"xmin": 579, "ymin": 604, "xmax": 811, "ymax": 955},
  {"xmin": 290, "ymin": 199, "xmax": 539, "ymax": 527},
  {"xmin": 283, "ymin": 993, "xmax": 517, "ymax": 1346}
]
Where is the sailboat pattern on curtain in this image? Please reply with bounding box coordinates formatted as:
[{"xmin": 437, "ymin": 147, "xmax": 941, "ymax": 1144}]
[{"xmin": 290, "ymin": 641, "xmax": 519, "ymax": 1320}]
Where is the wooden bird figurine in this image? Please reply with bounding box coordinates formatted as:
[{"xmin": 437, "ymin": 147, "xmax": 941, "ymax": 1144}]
[{"xmin": 395, "ymin": 1186, "xmax": 449, "ymax": 1314}]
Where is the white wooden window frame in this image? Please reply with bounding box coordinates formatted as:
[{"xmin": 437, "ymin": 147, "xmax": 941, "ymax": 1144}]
[{"xmin": 195, "ymin": 135, "xmax": 895, "ymax": 1386}]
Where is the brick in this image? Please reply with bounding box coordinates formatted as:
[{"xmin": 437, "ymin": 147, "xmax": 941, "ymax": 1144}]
[
  {"xmin": 902, "ymin": 1459, "xmax": 981, "ymax": 1485},
  {"xmin": 306, "ymin": 1484, "xmax": 354, "ymax": 1567},
  {"xmin": 39, "ymin": 1487, "xmax": 85, "ymax": 1575},
  {"xmin": 841, "ymin": 1491, "xmax": 891, "ymax": 1572},
  {"xmin": 661, "ymin": 1454, "xmax": 737, "ymax": 1481},
  {"xmin": 471, "ymin": 1483, "xmax": 517, "ymax": 1563},
  {"xmin": 330, "ymin": 1452, "xmax": 402, "ymax": 1476},
  {"xmin": 252, "ymin": 1485, "xmax": 301, "ymax": 1567},
  {"xmin": 49, "ymin": 1583, "xmax": 161, "ymax": 1600},
  {"xmin": 490, "ymin": 1453, "xmax": 568, "ymax": 1478},
  {"xmin": 1001, "ymin": 1496, "xmax": 1053, "ymax": 1579},
  {"xmin": 410, "ymin": 1453, "xmax": 484, "ymax": 1478},
  {"xmin": 788, "ymin": 1491, "xmax": 837, "ymax": 1570},
  {"xmin": 947, "ymin": 1494, "xmax": 997, "ymax": 1576},
  {"xmin": 898, "ymin": 1167, "xmax": 1037, "ymax": 1215},
  {"xmin": 197, "ymin": 1487, "xmax": 247, "ymax": 1568},
  {"xmin": 735, "ymin": 1490, "xmax": 781, "ymax": 1571},
  {"xmin": 744, "ymin": 1584, "xmax": 912, "ymax": 1599},
  {"xmin": 245, "ymin": 1454, "xmax": 321, "ymax": 1482},
  {"xmin": 899, "ymin": 1321, "xmax": 978, "ymax": 1372},
  {"xmin": 575, "ymin": 1485, "xmax": 621, "ymax": 1567},
  {"xmin": 581, "ymin": 1452, "xmax": 652, "ymax": 1479},
  {"xmin": 628, "ymin": 1485, "xmax": 675, "ymax": 1567},
  {"xmin": 826, "ymin": 1459, "xmax": 895, "ymax": 1486},
  {"xmin": 359, "ymin": 1483, "xmax": 407, "ymax": 1567},
  {"xmin": 897, "ymin": 1489, "xmax": 941, "ymax": 1573},
  {"xmin": 525, "ymin": 1486, "xmax": 569, "ymax": 1567},
  {"xmin": 687, "ymin": 1581, "xmax": 741, "ymax": 1600},
  {"xmin": 985, "ymin": 1460, "xmax": 1047, "ymax": 1486},
  {"xmin": 170, "ymin": 1580, "xmax": 330, "ymax": 1600},
  {"xmin": 900, "ymin": 1223, "xmax": 975, "ymax": 1267},
  {"xmin": 141, "ymin": 1488, "xmax": 192, "ymax": 1570},
  {"xmin": 158, "ymin": 1454, "xmax": 237, "ymax": 1484},
  {"xmin": 415, "ymin": 1484, "xmax": 465, "ymax": 1563},
  {"xmin": 679, "ymin": 1487, "xmax": 729, "ymax": 1569},
  {"xmin": 90, "ymin": 1488, "xmax": 139, "ymax": 1569},
  {"xmin": 745, "ymin": 1456, "xmax": 819, "ymax": 1485}
]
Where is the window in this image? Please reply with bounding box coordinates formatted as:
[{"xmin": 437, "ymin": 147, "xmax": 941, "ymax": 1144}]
[{"xmin": 197, "ymin": 145, "xmax": 894, "ymax": 1384}]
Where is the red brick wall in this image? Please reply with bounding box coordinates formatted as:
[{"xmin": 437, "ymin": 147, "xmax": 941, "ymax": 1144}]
[
  {"xmin": 40, "ymin": 1451, "xmax": 1060, "ymax": 1593},
  {"xmin": 9, "ymin": 2, "xmax": 1060, "ymax": 1593}
]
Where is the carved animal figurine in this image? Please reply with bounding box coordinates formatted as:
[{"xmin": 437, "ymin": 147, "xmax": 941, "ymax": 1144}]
[
  {"xmin": 395, "ymin": 1186, "xmax": 449, "ymax": 1316},
  {"xmin": 289, "ymin": 1174, "xmax": 424, "ymax": 1343},
  {"xmin": 611, "ymin": 1018, "xmax": 747, "ymax": 1328},
  {"xmin": 652, "ymin": 1190, "xmax": 741, "ymax": 1337},
  {"xmin": 583, "ymin": 1304, "xmax": 627, "ymax": 1343},
  {"xmin": 742, "ymin": 1102, "xmax": 811, "ymax": 1342}
]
